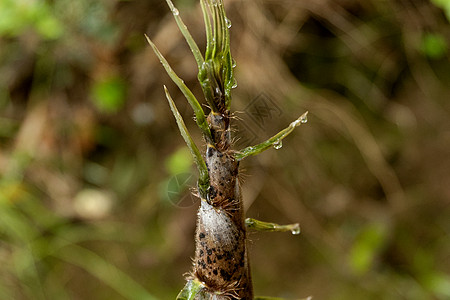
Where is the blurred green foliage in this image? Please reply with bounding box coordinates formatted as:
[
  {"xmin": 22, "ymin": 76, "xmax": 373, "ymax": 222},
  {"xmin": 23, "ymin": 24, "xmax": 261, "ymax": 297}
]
[
  {"xmin": 349, "ymin": 222, "xmax": 388, "ymax": 275},
  {"xmin": 1, "ymin": 0, "xmax": 449, "ymax": 299},
  {"xmin": 0, "ymin": 0, "xmax": 62, "ymax": 39},
  {"xmin": 432, "ymin": 0, "xmax": 450, "ymax": 20},
  {"xmin": 91, "ymin": 75, "xmax": 127, "ymax": 113},
  {"xmin": 420, "ymin": 33, "xmax": 448, "ymax": 59},
  {"xmin": 165, "ymin": 147, "xmax": 194, "ymax": 176}
]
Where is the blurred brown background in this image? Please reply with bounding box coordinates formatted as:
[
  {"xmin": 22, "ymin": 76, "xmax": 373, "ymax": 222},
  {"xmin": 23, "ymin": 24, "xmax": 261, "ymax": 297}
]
[{"xmin": 1, "ymin": 0, "xmax": 449, "ymax": 299}]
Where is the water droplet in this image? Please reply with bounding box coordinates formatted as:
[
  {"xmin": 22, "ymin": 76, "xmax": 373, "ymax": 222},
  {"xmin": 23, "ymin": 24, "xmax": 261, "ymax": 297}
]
[
  {"xmin": 172, "ymin": 8, "xmax": 179, "ymax": 16},
  {"xmin": 300, "ymin": 112, "xmax": 308, "ymax": 124},
  {"xmin": 291, "ymin": 224, "xmax": 301, "ymax": 235},
  {"xmin": 232, "ymin": 59, "xmax": 237, "ymax": 68},
  {"xmin": 225, "ymin": 18, "xmax": 232, "ymax": 28},
  {"xmin": 290, "ymin": 112, "xmax": 309, "ymax": 128},
  {"xmin": 231, "ymin": 79, "xmax": 238, "ymax": 89},
  {"xmin": 273, "ymin": 140, "xmax": 282, "ymax": 150}
]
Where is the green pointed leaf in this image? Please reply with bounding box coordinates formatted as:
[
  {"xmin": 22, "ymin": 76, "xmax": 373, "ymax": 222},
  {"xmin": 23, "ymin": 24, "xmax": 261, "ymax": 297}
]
[
  {"xmin": 164, "ymin": 86, "xmax": 210, "ymax": 197},
  {"xmin": 165, "ymin": 0, "xmax": 204, "ymax": 68},
  {"xmin": 200, "ymin": 0, "xmax": 213, "ymax": 59},
  {"xmin": 246, "ymin": 218, "xmax": 300, "ymax": 235},
  {"xmin": 145, "ymin": 34, "xmax": 212, "ymax": 142},
  {"xmin": 235, "ymin": 111, "xmax": 308, "ymax": 161}
]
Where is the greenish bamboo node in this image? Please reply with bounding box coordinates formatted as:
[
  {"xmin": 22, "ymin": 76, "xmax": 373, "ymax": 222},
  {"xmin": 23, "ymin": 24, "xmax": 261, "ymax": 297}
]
[
  {"xmin": 145, "ymin": 34, "xmax": 212, "ymax": 142},
  {"xmin": 245, "ymin": 218, "xmax": 301, "ymax": 235},
  {"xmin": 164, "ymin": 86, "xmax": 210, "ymax": 198},
  {"xmin": 234, "ymin": 111, "xmax": 309, "ymax": 161}
]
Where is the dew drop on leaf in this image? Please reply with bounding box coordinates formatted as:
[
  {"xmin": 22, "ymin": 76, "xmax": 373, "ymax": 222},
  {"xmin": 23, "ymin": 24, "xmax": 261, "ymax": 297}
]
[
  {"xmin": 273, "ymin": 140, "xmax": 282, "ymax": 150},
  {"xmin": 225, "ymin": 18, "xmax": 232, "ymax": 28},
  {"xmin": 300, "ymin": 113, "xmax": 308, "ymax": 124},
  {"xmin": 290, "ymin": 224, "xmax": 301, "ymax": 235}
]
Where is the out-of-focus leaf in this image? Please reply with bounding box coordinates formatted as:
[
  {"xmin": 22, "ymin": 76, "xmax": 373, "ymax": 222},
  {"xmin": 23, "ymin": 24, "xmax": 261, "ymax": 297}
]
[
  {"xmin": 349, "ymin": 222, "xmax": 388, "ymax": 275},
  {"xmin": 0, "ymin": 0, "xmax": 63, "ymax": 39},
  {"xmin": 419, "ymin": 33, "xmax": 448, "ymax": 59},
  {"xmin": 54, "ymin": 244, "xmax": 157, "ymax": 300},
  {"xmin": 165, "ymin": 147, "xmax": 194, "ymax": 176},
  {"xmin": 431, "ymin": 0, "xmax": 450, "ymax": 21},
  {"xmin": 422, "ymin": 273, "xmax": 450, "ymax": 298},
  {"xmin": 91, "ymin": 75, "xmax": 127, "ymax": 114}
]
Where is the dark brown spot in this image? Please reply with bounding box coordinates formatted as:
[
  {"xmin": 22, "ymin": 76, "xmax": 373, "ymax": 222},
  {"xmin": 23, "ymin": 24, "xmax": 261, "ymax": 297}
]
[
  {"xmin": 197, "ymin": 259, "xmax": 207, "ymax": 270},
  {"xmin": 220, "ymin": 269, "xmax": 232, "ymax": 281}
]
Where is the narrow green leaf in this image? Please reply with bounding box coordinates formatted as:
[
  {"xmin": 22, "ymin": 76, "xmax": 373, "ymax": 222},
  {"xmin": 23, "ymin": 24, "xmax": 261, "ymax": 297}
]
[
  {"xmin": 235, "ymin": 111, "xmax": 309, "ymax": 161},
  {"xmin": 145, "ymin": 34, "xmax": 212, "ymax": 142},
  {"xmin": 216, "ymin": 0, "xmax": 226, "ymax": 55},
  {"xmin": 200, "ymin": 0, "xmax": 213, "ymax": 60},
  {"xmin": 165, "ymin": 0, "xmax": 204, "ymax": 68},
  {"xmin": 211, "ymin": 0, "xmax": 220, "ymax": 58},
  {"xmin": 246, "ymin": 218, "xmax": 300, "ymax": 235},
  {"xmin": 164, "ymin": 86, "xmax": 210, "ymax": 197}
]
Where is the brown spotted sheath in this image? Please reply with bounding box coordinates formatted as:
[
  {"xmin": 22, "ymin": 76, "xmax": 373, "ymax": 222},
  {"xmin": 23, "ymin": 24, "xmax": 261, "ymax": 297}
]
[{"xmin": 192, "ymin": 112, "xmax": 253, "ymax": 299}]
